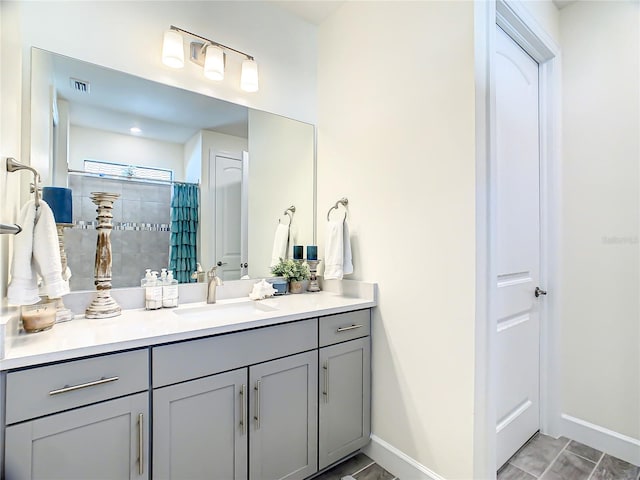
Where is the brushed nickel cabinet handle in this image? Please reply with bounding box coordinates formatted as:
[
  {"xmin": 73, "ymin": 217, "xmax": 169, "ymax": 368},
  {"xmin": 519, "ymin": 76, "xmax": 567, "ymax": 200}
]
[
  {"xmin": 323, "ymin": 362, "xmax": 329, "ymax": 403},
  {"xmin": 48, "ymin": 376, "xmax": 119, "ymax": 396},
  {"xmin": 138, "ymin": 413, "xmax": 144, "ymax": 476},
  {"xmin": 240, "ymin": 384, "xmax": 247, "ymax": 435},
  {"xmin": 254, "ymin": 380, "xmax": 261, "ymax": 429},
  {"xmin": 336, "ymin": 324, "xmax": 363, "ymax": 333}
]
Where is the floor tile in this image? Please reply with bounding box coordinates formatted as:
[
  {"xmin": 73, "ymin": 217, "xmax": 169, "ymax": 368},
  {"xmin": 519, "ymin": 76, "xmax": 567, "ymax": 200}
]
[
  {"xmin": 510, "ymin": 433, "xmax": 571, "ymax": 477},
  {"xmin": 354, "ymin": 463, "xmax": 395, "ymax": 480},
  {"xmin": 540, "ymin": 451, "xmax": 595, "ymax": 480},
  {"xmin": 591, "ymin": 454, "xmax": 640, "ymax": 480},
  {"xmin": 498, "ymin": 463, "xmax": 537, "ymax": 480},
  {"xmin": 566, "ymin": 440, "xmax": 602, "ymax": 463},
  {"xmin": 313, "ymin": 454, "xmax": 374, "ymax": 480}
]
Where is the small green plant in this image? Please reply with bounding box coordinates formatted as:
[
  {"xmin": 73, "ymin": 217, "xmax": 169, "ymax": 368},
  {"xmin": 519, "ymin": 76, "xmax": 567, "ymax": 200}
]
[{"xmin": 271, "ymin": 258, "xmax": 310, "ymax": 282}]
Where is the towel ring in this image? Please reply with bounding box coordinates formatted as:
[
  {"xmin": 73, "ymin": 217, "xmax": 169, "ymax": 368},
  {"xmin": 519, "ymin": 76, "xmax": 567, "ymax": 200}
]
[
  {"xmin": 327, "ymin": 197, "xmax": 348, "ymax": 221},
  {"xmin": 279, "ymin": 205, "xmax": 296, "ymax": 225},
  {"xmin": 7, "ymin": 157, "xmax": 41, "ymax": 207}
]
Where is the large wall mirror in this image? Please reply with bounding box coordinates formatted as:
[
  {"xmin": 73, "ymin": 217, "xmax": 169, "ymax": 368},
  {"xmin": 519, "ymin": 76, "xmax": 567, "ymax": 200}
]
[{"xmin": 31, "ymin": 48, "xmax": 315, "ymax": 290}]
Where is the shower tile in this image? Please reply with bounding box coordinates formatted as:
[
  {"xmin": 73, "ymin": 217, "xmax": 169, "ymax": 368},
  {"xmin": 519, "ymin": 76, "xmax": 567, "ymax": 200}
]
[
  {"xmin": 566, "ymin": 440, "xmax": 602, "ymax": 463},
  {"xmin": 540, "ymin": 451, "xmax": 595, "ymax": 480},
  {"xmin": 71, "ymin": 195, "xmax": 82, "ymax": 221},
  {"xmin": 81, "ymin": 196, "xmax": 98, "ymax": 221},
  {"xmin": 122, "ymin": 182, "xmax": 144, "ymax": 201},
  {"xmin": 510, "ymin": 433, "xmax": 570, "ymax": 477},
  {"xmin": 498, "ymin": 464, "xmax": 536, "ymax": 480},
  {"xmin": 121, "ymin": 199, "xmax": 142, "ymax": 223},
  {"xmin": 143, "ymin": 201, "xmax": 170, "ymax": 224},
  {"xmin": 120, "ymin": 231, "xmax": 142, "ymax": 254},
  {"xmin": 591, "ymin": 454, "xmax": 640, "ymax": 480}
]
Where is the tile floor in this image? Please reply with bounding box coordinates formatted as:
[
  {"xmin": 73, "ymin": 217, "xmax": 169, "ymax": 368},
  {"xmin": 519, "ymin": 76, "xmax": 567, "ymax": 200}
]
[
  {"xmin": 313, "ymin": 453, "xmax": 396, "ymax": 480},
  {"xmin": 499, "ymin": 433, "xmax": 640, "ymax": 480},
  {"xmin": 313, "ymin": 434, "xmax": 640, "ymax": 480}
]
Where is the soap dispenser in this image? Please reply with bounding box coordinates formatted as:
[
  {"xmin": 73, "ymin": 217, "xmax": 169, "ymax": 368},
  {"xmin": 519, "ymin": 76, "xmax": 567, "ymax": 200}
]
[
  {"xmin": 142, "ymin": 270, "xmax": 162, "ymax": 310},
  {"xmin": 162, "ymin": 270, "xmax": 179, "ymax": 308}
]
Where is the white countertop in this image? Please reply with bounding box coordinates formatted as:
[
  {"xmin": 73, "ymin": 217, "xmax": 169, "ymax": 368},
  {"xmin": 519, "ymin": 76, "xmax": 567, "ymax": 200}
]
[{"xmin": 1, "ymin": 282, "xmax": 376, "ymax": 370}]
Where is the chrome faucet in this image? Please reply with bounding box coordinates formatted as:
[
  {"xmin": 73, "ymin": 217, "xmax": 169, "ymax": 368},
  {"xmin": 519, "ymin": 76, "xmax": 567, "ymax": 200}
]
[{"xmin": 207, "ymin": 266, "xmax": 223, "ymax": 304}]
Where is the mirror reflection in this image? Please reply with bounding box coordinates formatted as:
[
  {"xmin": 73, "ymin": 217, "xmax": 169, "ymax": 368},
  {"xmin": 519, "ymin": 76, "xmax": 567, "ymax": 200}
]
[{"xmin": 31, "ymin": 48, "xmax": 315, "ymax": 290}]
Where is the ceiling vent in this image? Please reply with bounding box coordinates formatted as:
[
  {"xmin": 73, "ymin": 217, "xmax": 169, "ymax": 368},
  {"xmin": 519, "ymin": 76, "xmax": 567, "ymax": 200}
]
[{"xmin": 70, "ymin": 78, "xmax": 90, "ymax": 94}]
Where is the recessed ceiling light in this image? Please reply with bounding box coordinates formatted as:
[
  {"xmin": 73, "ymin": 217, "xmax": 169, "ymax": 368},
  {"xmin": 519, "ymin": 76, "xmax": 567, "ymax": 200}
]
[{"xmin": 130, "ymin": 127, "xmax": 142, "ymax": 135}]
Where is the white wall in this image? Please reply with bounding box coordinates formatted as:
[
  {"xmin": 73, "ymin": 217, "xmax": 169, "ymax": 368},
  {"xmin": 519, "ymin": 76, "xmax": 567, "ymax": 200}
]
[
  {"xmin": 69, "ymin": 126, "xmax": 185, "ymax": 180},
  {"xmin": 560, "ymin": 0, "xmax": 639, "ymax": 445},
  {"xmin": 318, "ymin": 2, "xmax": 477, "ymax": 478},
  {"xmin": 247, "ymin": 109, "xmax": 315, "ymax": 278}
]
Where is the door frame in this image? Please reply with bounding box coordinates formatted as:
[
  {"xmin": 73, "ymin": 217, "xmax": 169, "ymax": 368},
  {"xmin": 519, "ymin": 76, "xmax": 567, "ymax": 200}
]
[{"xmin": 474, "ymin": 1, "xmax": 562, "ymax": 478}]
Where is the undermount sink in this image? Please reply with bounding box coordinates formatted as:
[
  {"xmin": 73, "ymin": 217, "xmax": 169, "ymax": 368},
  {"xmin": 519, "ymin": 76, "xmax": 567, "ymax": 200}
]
[{"xmin": 173, "ymin": 300, "xmax": 278, "ymax": 321}]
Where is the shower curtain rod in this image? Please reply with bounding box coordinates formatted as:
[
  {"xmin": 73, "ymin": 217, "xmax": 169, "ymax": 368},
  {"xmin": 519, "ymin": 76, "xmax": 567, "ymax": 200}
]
[{"xmin": 67, "ymin": 169, "xmax": 200, "ymax": 187}]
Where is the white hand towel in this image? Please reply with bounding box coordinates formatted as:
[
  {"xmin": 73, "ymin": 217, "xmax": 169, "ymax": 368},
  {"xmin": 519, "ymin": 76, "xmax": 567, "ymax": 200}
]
[
  {"xmin": 288, "ymin": 223, "xmax": 298, "ymax": 259},
  {"xmin": 270, "ymin": 223, "xmax": 290, "ymax": 268},
  {"xmin": 342, "ymin": 221, "xmax": 353, "ymax": 276},
  {"xmin": 34, "ymin": 200, "xmax": 68, "ymax": 299},
  {"xmin": 8, "ymin": 201, "xmax": 39, "ymax": 305},
  {"xmin": 7, "ymin": 200, "xmax": 68, "ymax": 305},
  {"xmin": 324, "ymin": 219, "xmax": 354, "ymax": 280}
]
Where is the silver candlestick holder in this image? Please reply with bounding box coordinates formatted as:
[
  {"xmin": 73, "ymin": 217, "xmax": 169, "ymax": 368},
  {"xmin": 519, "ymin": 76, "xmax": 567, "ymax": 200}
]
[
  {"xmin": 306, "ymin": 259, "xmax": 321, "ymax": 292},
  {"xmin": 85, "ymin": 192, "xmax": 121, "ymax": 319}
]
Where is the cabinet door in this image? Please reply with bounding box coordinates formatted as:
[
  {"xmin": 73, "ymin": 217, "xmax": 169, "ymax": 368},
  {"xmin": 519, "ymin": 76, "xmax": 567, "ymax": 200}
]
[
  {"xmin": 4, "ymin": 392, "xmax": 149, "ymax": 480},
  {"xmin": 319, "ymin": 337, "xmax": 371, "ymax": 470},
  {"xmin": 153, "ymin": 368, "xmax": 248, "ymax": 480},
  {"xmin": 249, "ymin": 351, "xmax": 318, "ymax": 480}
]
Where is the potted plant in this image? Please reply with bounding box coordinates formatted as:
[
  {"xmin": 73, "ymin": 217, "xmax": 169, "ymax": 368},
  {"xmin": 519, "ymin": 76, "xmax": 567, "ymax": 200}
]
[{"xmin": 271, "ymin": 258, "xmax": 310, "ymax": 294}]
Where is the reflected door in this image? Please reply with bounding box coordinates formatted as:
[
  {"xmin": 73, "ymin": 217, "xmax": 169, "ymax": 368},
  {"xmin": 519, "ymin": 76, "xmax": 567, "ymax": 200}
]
[
  {"xmin": 495, "ymin": 25, "xmax": 542, "ymax": 467},
  {"xmin": 211, "ymin": 152, "xmax": 243, "ymax": 280}
]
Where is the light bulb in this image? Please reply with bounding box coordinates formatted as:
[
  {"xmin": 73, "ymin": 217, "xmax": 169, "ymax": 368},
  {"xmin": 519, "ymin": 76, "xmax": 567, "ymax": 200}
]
[
  {"xmin": 204, "ymin": 45, "xmax": 225, "ymax": 81},
  {"xmin": 240, "ymin": 59, "xmax": 259, "ymax": 92},
  {"xmin": 162, "ymin": 30, "xmax": 184, "ymax": 69}
]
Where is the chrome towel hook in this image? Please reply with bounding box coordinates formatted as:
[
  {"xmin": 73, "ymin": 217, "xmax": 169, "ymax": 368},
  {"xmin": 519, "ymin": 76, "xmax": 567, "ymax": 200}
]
[
  {"xmin": 6, "ymin": 157, "xmax": 41, "ymax": 207},
  {"xmin": 327, "ymin": 197, "xmax": 348, "ymax": 221}
]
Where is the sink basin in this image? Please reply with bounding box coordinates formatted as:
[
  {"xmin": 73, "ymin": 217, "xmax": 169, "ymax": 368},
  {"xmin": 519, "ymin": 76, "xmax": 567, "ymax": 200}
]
[{"xmin": 173, "ymin": 301, "xmax": 278, "ymax": 321}]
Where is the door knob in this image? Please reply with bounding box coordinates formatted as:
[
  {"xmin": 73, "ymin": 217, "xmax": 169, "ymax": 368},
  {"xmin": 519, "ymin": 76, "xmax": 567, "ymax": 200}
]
[
  {"xmin": 217, "ymin": 261, "xmax": 227, "ymax": 267},
  {"xmin": 535, "ymin": 287, "xmax": 547, "ymax": 297}
]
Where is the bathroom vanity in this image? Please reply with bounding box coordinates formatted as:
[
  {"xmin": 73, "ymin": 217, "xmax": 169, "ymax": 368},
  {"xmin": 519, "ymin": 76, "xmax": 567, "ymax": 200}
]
[{"xmin": 0, "ymin": 284, "xmax": 375, "ymax": 479}]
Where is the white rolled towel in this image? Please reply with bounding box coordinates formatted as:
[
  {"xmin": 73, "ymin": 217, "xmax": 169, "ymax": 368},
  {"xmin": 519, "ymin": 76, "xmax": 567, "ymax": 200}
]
[{"xmin": 270, "ymin": 223, "xmax": 290, "ymax": 268}]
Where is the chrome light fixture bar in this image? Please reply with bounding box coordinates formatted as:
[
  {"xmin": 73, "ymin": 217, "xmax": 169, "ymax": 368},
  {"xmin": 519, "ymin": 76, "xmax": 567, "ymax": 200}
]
[{"xmin": 162, "ymin": 25, "xmax": 259, "ymax": 92}]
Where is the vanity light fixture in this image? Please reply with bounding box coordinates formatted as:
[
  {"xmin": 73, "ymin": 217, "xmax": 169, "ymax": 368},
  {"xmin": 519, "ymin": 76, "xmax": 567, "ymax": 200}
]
[{"xmin": 162, "ymin": 25, "xmax": 259, "ymax": 92}]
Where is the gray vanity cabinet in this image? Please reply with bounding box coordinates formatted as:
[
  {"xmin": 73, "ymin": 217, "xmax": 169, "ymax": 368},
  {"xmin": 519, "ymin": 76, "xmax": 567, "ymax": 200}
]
[
  {"xmin": 249, "ymin": 350, "xmax": 318, "ymax": 480},
  {"xmin": 153, "ymin": 368, "xmax": 248, "ymax": 480},
  {"xmin": 4, "ymin": 392, "xmax": 149, "ymax": 479},
  {"xmin": 318, "ymin": 311, "xmax": 371, "ymax": 470}
]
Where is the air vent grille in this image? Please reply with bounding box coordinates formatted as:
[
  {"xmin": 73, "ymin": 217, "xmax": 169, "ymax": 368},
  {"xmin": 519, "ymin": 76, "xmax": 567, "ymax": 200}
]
[{"xmin": 70, "ymin": 78, "xmax": 90, "ymax": 94}]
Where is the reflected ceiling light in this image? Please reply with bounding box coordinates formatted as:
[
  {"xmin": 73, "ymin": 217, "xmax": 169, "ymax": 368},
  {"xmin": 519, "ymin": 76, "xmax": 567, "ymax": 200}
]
[
  {"xmin": 130, "ymin": 127, "xmax": 142, "ymax": 135},
  {"xmin": 161, "ymin": 25, "xmax": 259, "ymax": 92}
]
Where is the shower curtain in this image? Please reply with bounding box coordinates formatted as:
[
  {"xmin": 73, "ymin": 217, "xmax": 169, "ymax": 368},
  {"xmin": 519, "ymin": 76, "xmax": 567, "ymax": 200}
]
[{"xmin": 170, "ymin": 183, "xmax": 199, "ymax": 283}]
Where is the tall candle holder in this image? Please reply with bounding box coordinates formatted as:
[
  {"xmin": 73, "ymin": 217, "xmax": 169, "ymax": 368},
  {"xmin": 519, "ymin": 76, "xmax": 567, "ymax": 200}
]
[
  {"xmin": 53, "ymin": 223, "xmax": 74, "ymax": 322},
  {"xmin": 85, "ymin": 192, "xmax": 121, "ymax": 319},
  {"xmin": 306, "ymin": 259, "xmax": 321, "ymax": 292}
]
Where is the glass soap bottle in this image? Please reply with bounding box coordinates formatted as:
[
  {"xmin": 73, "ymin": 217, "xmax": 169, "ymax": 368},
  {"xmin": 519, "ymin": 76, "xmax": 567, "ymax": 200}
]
[
  {"xmin": 142, "ymin": 269, "xmax": 162, "ymax": 310},
  {"xmin": 162, "ymin": 270, "xmax": 179, "ymax": 308}
]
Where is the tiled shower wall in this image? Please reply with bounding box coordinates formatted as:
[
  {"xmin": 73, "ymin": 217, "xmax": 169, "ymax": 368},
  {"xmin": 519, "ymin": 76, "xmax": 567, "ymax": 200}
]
[{"xmin": 66, "ymin": 174, "xmax": 172, "ymax": 290}]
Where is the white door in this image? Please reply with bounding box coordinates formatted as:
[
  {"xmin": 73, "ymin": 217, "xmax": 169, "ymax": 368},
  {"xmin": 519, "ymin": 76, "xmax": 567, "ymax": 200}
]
[
  {"xmin": 495, "ymin": 25, "xmax": 542, "ymax": 467},
  {"xmin": 211, "ymin": 153, "xmax": 243, "ymax": 281}
]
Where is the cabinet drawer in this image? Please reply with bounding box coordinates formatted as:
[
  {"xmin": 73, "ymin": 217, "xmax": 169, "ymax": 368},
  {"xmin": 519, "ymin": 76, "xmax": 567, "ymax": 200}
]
[
  {"xmin": 6, "ymin": 349, "xmax": 149, "ymax": 425},
  {"xmin": 319, "ymin": 310, "xmax": 370, "ymax": 347},
  {"xmin": 153, "ymin": 318, "xmax": 318, "ymax": 388}
]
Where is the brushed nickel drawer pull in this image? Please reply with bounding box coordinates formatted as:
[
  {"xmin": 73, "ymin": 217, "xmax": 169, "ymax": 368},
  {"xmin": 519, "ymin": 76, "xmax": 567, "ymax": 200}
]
[
  {"xmin": 48, "ymin": 376, "xmax": 119, "ymax": 396},
  {"xmin": 323, "ymin": 362, "xmax": 329, "ymax": 403},
  {"xmin": 254, "ymin": 380, "xmax": 261, "ymax": 430},
  {"xmin": 138, "ymin": 413, "xmax": 144, "ymax": 476},
  {"xmin": 336, "ymin": 324, "xmax": 363, "ymax": 333}
]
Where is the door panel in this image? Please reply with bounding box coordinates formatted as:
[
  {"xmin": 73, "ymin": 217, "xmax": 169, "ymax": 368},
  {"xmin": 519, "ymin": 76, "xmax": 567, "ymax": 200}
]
[
  {"xmin": 5, "ymin": 393, "xmax": 148, "ymax": 480},
  {"xmin": 249, "ymin": 351, "xmax": 318, "ymax": 480},
  {"xmin": 495, "ymin": 25, "xmax": 541, "ymax": 468},
  {"xmin": 153, "ymin": 368, "xmax": 248, "ymax": 480}
]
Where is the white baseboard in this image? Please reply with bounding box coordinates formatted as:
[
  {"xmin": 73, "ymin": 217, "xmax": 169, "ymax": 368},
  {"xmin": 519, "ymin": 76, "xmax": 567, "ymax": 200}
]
[
  {"xmin": 362, "ymin": 434, "xmax": 446, "ymax": 480},
  {"xmin": 560, "ymin": 414, "xmax": 640, "ymax": 466}
]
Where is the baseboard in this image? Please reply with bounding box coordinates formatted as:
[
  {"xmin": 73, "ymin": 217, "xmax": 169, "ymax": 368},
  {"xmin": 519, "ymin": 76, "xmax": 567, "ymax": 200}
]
[
  {"xmin": 362, "ymin": 435, "xmax": 446, "ymax": 480},
  {"xmin": 560, "ymin": 414, "xmax": 640, "ymax": 466}
]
